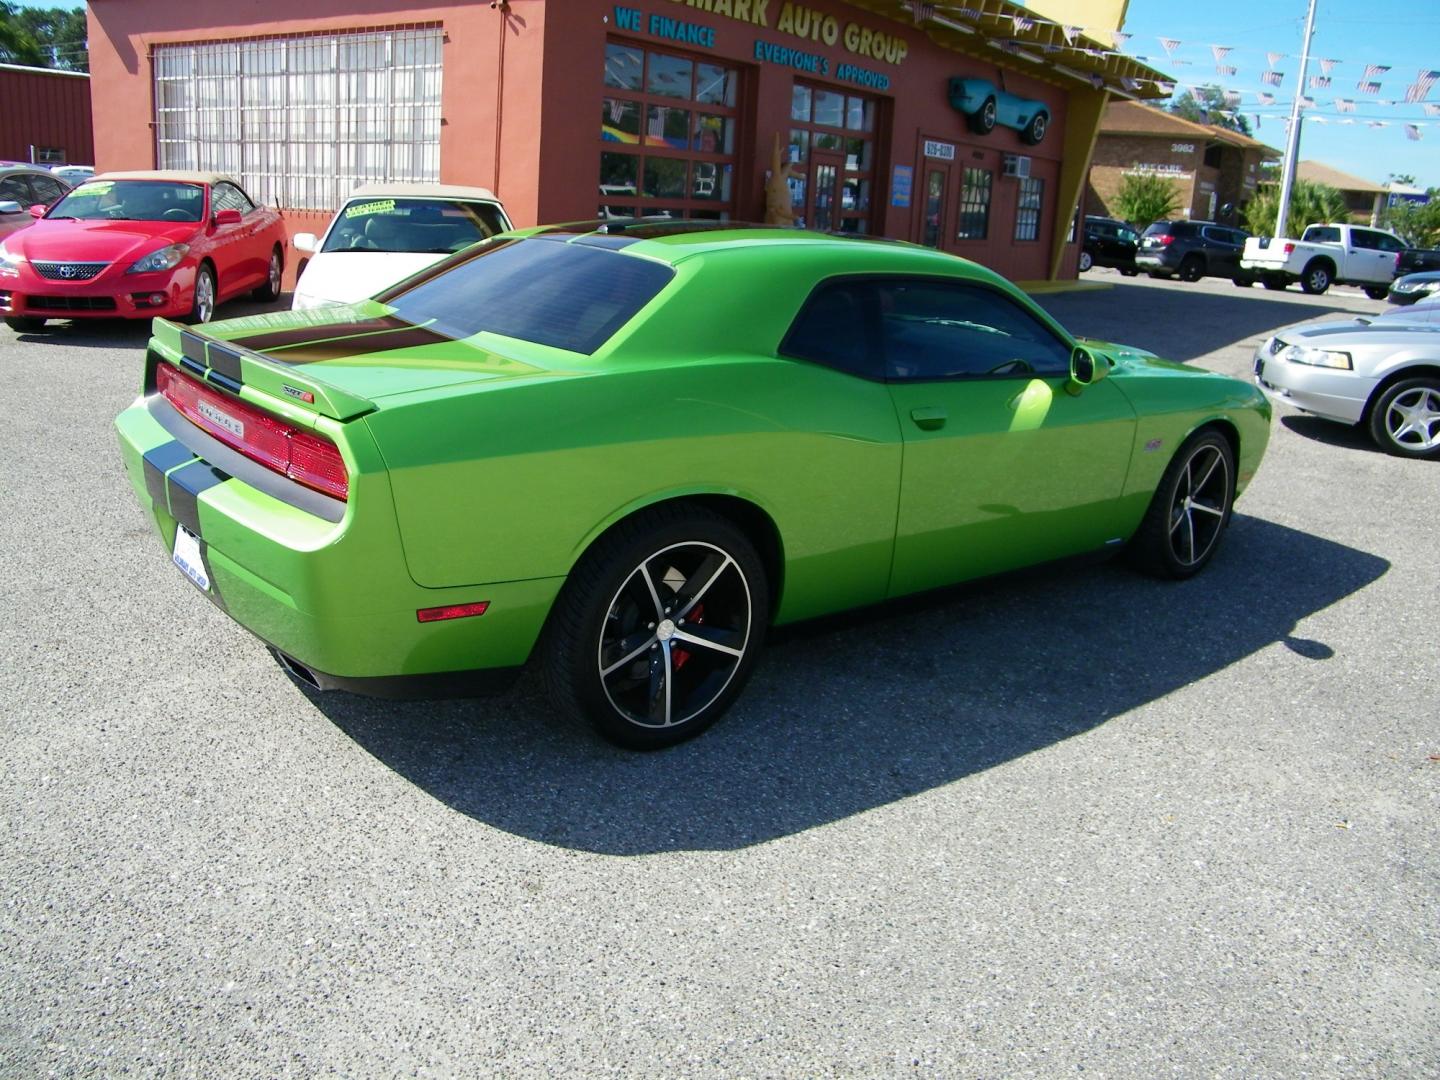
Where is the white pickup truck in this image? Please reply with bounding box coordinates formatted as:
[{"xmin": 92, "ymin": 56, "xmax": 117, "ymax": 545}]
[{"xmin": 1240, "ymin": 223, "xmax": 1408, "ymax": 298}]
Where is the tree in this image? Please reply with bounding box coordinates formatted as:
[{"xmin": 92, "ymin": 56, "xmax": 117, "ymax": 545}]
[
  {"xmin": 1384, "ymin": 190, "xmax": 1440, "ymax": 248},
  {"xmin": 1243, "ymin": 180, "xmax": 1349, "ymax": 238},
  {"xmin": 1111, "ymin": 172, "xmax": 1182, "ymax": 227},
  {"xmin": 1387, "ymin": 173, "xmax": 1418, "ymax": 188},
  {"xmin": 1170, "ymin": 86, "xmax": 1253, "ymax": 136},
  {"xmin": 0, "ymin": 3, "xmax": 87, "ymax": 71}
]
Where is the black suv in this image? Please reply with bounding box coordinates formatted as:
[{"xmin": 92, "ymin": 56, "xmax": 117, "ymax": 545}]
[
  {"xmin": 1136, "ymin": 220, "xmax": 1255, "ymax": 285},
  {"xmin": 1080, "ymin": 216, "xmax": 1140, "ymax": 275}
]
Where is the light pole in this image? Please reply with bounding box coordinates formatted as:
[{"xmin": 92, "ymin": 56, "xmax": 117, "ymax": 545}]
[{"xmin": 1274, "ymin": 0, "xmax": 1319, "ymax": 237}]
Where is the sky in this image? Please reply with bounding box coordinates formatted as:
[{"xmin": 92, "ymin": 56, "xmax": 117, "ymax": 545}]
[
  {"xmin": 1117, "ymin": 0, "xmax": 1440, "ymax": 187},
  {"xmin": 17, "ymin": 0, "xmax": 1438, "ymax": 187}
]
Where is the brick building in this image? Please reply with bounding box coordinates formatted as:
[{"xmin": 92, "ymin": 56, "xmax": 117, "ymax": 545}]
[{"xmin": 1086, "ymin": 100, "xmax": 1277, "ymax": 226}]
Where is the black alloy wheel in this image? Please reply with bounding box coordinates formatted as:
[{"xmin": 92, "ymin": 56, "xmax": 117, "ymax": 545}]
[
  {"xmin": 542, "ymin": 504, "xmax": 768, "ymax": 749},
  {"xmin": 1178, "ymin": 255, "xmax": 1205, "ymax": 282},
  {"xmin": 1127, "ymin": 430, "xmax": 1236, "ymax": 579}
]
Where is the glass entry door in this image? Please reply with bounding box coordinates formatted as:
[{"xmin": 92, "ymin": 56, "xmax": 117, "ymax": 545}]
[
  {"xmin": 920, "ymin": 163, "xmax": 950, "ymax": 248},
  {"xmin": 806, "ymin": 151, "xmax": 844, "ymax": 232}
]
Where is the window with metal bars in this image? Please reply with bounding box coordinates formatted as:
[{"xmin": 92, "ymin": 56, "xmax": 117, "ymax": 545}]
[
  {"xmin": 1014, "ymin": 176, "xmax": 1044, "ymax": 242},
  {"xmin": 153, "ymin": 28, "xmax": 442, "ymax": 212}
]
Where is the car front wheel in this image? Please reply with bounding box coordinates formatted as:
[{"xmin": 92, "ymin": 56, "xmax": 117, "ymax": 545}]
[
  {"xmin": 1078, "ymin": 251, "xmax": 1094, "ymax": 272},
  {"xmin": 1367, "ymin": 377, "xmax": 1440, "ymax": 459},
  {"xmin": 1127, "ymin": 430, "xmax": 1236, "ymax": 579},
  {"xmin": 542, "ymin": 504, "xmax": 768, "ymax": 749},
  {"xmin": 1363, "ymin": 286, "xmax": 1389, "ymax": 301},
  {"xmin": 187, "ymin": 265, "xmax": 216, "ymax": 324}
]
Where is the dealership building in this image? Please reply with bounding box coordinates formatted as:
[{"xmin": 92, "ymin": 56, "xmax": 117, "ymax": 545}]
[{"xmin": 87, "ymin": 0, "xmax": 1169, "ymax": 283}]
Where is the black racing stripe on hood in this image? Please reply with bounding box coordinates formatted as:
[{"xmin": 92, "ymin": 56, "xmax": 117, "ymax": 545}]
[
  {"xmin": 258, "ymin": 325, "xmax": 456, "ymax": 365},
  {"xmin": 233, "ymin": 316, "xmax": 412, "ymax": 353}
]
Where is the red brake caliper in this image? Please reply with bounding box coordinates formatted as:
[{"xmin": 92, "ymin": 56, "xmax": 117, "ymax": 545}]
[{"xmin": 672, "ymin": 603, "xmax": 704, "ymax": 671}]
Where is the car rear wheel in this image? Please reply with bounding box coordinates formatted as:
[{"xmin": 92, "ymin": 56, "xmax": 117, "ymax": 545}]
[
  {"xmin": 1300, "ymin": 260, "xmax": 1332, "ymax": 295},
  {"xmin": 1178, "ymin": 255, "xmax": 1205, "ymax": 282},
  {"xmin": 186, "ymin": 265, "xmax": 216, "ymax": 324},
  {"xmin": 1363, "ymin": 286, "xmax": 1389, "ymax": 301},
  {"xmin": 970, "ymin": 97, "xmax": 997, "ymax": 135},
  {"xmin": 541, "ymin": 504, "xmax": 768, "ymax": 749},
  {"xmin": 4, "ymin": 316, "xmax": 46, "ymax": 333},
  {"xmin": 1126, "ymin": 430, "xmax": 1236, "ymax": 579},
  {"xmin": 1262, "ymin": 277, "xmax": 1287, "ymax": 291},
  {"xmin": 1367, "ymin": 377, "xmax": 1440, "ymax": 459},
  {"xmin": 1120, "ymin": 268, "xmax": 1139, "ymax": 277},
  {"xmin": 1021, "ymin": 112, "xmax": 1048, "ymax": 145},
  {"xmin": 253, "ymin": 246, "xmax": 283, "ymax": 301},
  {"xmin": 1078, "ymin": 251, "xmax": 1094, "ymax": 272}
]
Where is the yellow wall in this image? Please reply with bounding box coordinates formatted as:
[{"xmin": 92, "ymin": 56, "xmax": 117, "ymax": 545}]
[{"xmin": 1023, "ymin": 0, "xmax": 1130, "ymax": 47}]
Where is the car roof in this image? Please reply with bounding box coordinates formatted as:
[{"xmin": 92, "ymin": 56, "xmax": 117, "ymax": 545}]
[
  {"xmin": 93, "ymin": 170, "xmax": 232, "ymax": 186},
  {"xmin": 0, "ymin": 164, "xmax": 65, "ymax": 177},
  {"xmin": 344, "ymin": 182, "xmax": 501, "ymax": 203}
]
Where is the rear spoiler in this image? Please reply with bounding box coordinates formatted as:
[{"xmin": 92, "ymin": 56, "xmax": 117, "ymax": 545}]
[{"xmin": 150, "ymin": 318, "xmax": 376, "ymax": 421}]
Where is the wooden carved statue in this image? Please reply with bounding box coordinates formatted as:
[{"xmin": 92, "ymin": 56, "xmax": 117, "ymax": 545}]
[{"xmin": 764, "ymin": 132, "xmax": 798, "ymax": 227}]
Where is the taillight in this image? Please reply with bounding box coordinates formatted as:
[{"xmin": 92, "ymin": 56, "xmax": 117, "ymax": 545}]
[
  {"xmin": 156, "ymin": 363, "xmax": 349, "ymax": 501},
  {"xmin": 1283, "ymin": 242, "xmax": 1295, "ymax": 255},
  {"xmin": 1159, "ymin": 234, "xmax": 1174, "ymax": 245}
]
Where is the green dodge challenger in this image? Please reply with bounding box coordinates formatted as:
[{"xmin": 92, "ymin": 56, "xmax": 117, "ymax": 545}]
[{"xmin": 115, "ymin": 222, "xmax": 1271, "ymax": 747}]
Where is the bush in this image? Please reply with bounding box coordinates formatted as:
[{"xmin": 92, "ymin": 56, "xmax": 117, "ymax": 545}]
[
  {"xmin": 1243, "ymin": 180, "xmax": 1349, "ymax": 238},
  {"xmin": 1111, "ymin": 172, "xmax": 1181, "ymax": 227}
]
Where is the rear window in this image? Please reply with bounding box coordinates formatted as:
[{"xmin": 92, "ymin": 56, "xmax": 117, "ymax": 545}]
[
  {"xmin": 376, "ymin": 237, "xmax": 674, "ymax": 355},
  {"xmin": 1143, "ymin": 222, "xmax": 1175, "ymax": 237},
  {"xmin": 1304, "ymin": 226, "xmax": 1341, "ymax": 244}
]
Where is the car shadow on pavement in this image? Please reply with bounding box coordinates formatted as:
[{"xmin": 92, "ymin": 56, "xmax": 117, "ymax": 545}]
[
  {"xmin": 5, "ymin": 296, "xmax": 294, "ymax": 351},
  {"xmin": 1035, "ymin": 283, "xmax": 1360, "ymax": 363},
  {"xmin": 1280, "ymin": 414, "xmax": 1385, "ymax": 455},
  {"xmin": 311, "ymin": 515, "xmax": 1387, "ymax": 855}
]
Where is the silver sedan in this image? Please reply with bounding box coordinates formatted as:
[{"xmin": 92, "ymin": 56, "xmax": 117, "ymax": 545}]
[{"xmin": 1254, "ymin": 317, "xmax": 1440, "ymax": 459}]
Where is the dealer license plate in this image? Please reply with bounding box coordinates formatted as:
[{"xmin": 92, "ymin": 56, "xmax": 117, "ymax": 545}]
[{"xmin": 172, "ymin": 524, "xmax": 211, "ymax": 592}]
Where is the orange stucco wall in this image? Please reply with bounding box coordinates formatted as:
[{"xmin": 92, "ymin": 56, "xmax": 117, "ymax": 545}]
[{"xmin": 87, "ymin": 0, "xmax": 1085, "ymax": 282}]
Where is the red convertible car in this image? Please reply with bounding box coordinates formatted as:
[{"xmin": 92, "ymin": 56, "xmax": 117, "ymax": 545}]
[{"xmin": 0, "ymin": 171, "xmax": 286, "ymax": 331}]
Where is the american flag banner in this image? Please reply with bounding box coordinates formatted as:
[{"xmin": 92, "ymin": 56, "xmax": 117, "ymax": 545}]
[
  {"xmin": 1357, "ymin": 80, "xmax": 1382, "ymax": 95},
  {"xmin": 1216, "ymin": 65, "xmax": 1237, "ymax": 76},
  {"xmin": 1090, "ymin": 74, "xmax": 1105, "ymax": 89},
  {"xmin": 1122, "ymin": 77, "xmax": 1143, "ymax": 92},
  {"xmin": 1266, "ymin": 52, "xmax": 1284, "ymax": 68},
  {"xmin": 1223, "ymin": 90, "xmax": 1242, "ymax": 107},
  {"xmin": 1155, "ymin": 81, "xmax": 1176, "ymax": 95},
  {"xmin": 1309, "ymin": 76, "xmax": 1331, "ymax": 90},
  {"xmin": 1425, "ymin": 103, "xmax": 1440, "ymax": 117},
  {"xmin": 1334, "ymin": 98, "xmax": 1354, "ymax": 113},
  {"xmin": 1404, "ymin": 70, "xmax": 1440, "ymax": 103},
  {"xmin": 1062, "ymin": 25, "xmax": 1082, "ymax": 44},
  {"xmin": 1011, "ymin": 15, "xmax": 1034, "ymax": 33},
  {"xmin": 1299, "ymin": 95, "xmax": 1315, "ymax": 108},
  {"xmin": 1159, "ymin": 37, "xmax": 1181, "ymax": 56},
  {"xmin": 952, "ymin": 7, "xmax": 981, "ymax": 20},
  {"xmin": 1406, "ymin": 124, "xmax": 1423, "ymax": 140},
  {"xmin": 1211, "ymin": 45, "xmax": 1233, "ymax": 63},
  {"xmin": 1258, "ymin": 92, "xmax": 1276, "ymax": 105},
  {"xmin": 1261, "ymin": 70, "xmax": 1284, "ymax": 87},
  {"xmin": 1112, "ymin": 32, "xmax": 1131, "ymax": 47},
  {"xmin": 910, "ymin": 3, "xmax": 935, "ymax": 25},
  {"xmin": 1319, "ymin": 59, "xmax": 1337, "ymax": 76},
  {"xmin": 1362, "ymin": 64, "xmax": 1390, "ymax": 81}
]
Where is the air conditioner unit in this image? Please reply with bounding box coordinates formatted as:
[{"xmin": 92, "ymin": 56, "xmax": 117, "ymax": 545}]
[{"xmin": 1002, "ymin": 154, "xmax": 1031, "ymax": 179}]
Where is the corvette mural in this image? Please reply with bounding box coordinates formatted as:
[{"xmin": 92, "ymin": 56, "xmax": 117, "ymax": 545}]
[
  {"xmin": 115, "ymin": 222, "xmax": 1269, "ymax": 748},
  {"xmin": 948, "ymin": 76, "xmax": 1050, "ymax": 145}
]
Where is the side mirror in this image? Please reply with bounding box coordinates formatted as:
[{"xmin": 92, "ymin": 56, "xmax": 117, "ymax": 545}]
[
  {"xmin": 28, "ymin": 204, "xmax": 46, "ymax": 218},
  {"xmin": 213, "ymin": 208, "xmax": 243, "ymax": 226},
  {"xmin": 292, "ymin": 232, "xmax": 318, "ymax": 253},
  {"xmin": 0, "ymin": 200, "xmax": 20, "ymax": 214},
  {"xmin": 1067, "ymin": 345, "xmax": 1109, "ymax": 393}
]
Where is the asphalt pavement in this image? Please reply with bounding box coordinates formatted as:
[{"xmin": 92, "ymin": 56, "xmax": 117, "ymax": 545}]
[{"xmin": 1, "ymin": 272, "xmax": 1435, "ymax": 1077}]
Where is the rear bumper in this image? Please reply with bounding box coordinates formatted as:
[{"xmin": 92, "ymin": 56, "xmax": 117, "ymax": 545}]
[
  {"xmin": 114, "ymin": 394, "xmax": 562, "ymax": 689},
  {"xmin": 1136, "ymin": 251, "xmax": 1181, "ymax": 273}
]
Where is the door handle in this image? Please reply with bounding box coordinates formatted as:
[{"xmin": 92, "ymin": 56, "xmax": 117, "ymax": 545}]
[{"xmin": 910, "ymin": 406, "xmax": 947, "ymax": 430}]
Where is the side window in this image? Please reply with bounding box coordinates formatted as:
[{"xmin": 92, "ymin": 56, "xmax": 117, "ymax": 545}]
[
  {"xmin": 0, "ymin": 176, "xmax": 30, "ymax": 204},
  {"xmin": 1350, "ymin": 229, "xmax": 1378, "ymax": 250},
  {"xmin": 1373, "ymin": 232, "xmax": 1405, "ymax": 253},
  {"xmin": 213, "ymin": 183, "xmax": 256, "ymax": 214},
  {"xmin": 28, "ymin": 175, "xmax": 67, "ymax": 204},
  {"xmin": 878, "ymin": 280, "xmax": 1073, "ymax": 381},
  {"xmin": 1305, "ymin": 226, "xmax": 1341, "ymax": 244},
  {"xmin": 780, "ymin": 279, "xmax": 882, "ymax": 380}
]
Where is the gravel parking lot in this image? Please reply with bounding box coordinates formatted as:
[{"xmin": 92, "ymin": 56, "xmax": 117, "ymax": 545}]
[{"xmin": 2, "ymin": 273, "xmax": 1435, "ymax": 1078}]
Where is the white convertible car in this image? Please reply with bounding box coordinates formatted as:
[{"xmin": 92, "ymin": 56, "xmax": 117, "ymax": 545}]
[{"xmin": 291, "ymin": 183, "xmax": 510, "ymax": 309}]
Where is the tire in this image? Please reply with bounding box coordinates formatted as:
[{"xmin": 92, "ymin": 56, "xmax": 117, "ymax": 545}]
[
  {"xmin": 1366, "ymin": 377, "xmax": 1440, "ymax": 459},
  {"xmin": 1178, "ymin": 255, "xmax": 1205, "ymax": 283},
  {"xmin": 540, "ymin": 503, "xmax": 769, "ymax": 749},
  {"xmin": 1126, "ymin": 430, "xmax": 1236, "ymax": 579},
  {"xmin": 1120, "ymin": 268, "xmax": 1139, "ymax": 277},
  {"xmin": 969, "ymin": 97, "xmax": 997, "ymax": 135},
  {"xmin": 1021, "ymin": 111, "xmax": 1048, "ymax": 146},
  {"xmin": 186, "ymin": 264, "xmax": 216, "ymax": 324},
  {"xmin": 4, "ymin": 316, "xmax": 46, "ymax": 333},
  {"xmin": 252, "ymin": 246, "xmax": 283, "ymax": 301},
  {"xmin": 1363, "ymin": 286, "xmax": 1389, "ymax": 301},
  {"xmin": 1300, "ymin": 260, "xmax": 1332, "ymax": 295},
  {"xmin": 1232, "ymin": 276, "xmax": 1255, "ymax": 288},
  {"xmin": 1078, "ymin": 251, "xmax": 1094, "ymax": 272},
  {"xmin": 1262, "ymin": 277, "xmax": 1287, "ymax": 291}
]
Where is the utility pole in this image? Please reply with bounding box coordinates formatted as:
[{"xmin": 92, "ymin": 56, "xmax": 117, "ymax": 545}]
[{"xmin": 1274, "ymin": 0, "xmax": 1319, "ymax": 237}]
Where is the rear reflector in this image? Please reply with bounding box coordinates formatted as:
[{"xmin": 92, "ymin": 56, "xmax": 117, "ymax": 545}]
[
  {"xmin": 156, "ymin": 363, "xmax": 349, "ymax": 501},
  {"xmin": 416, "ymin": 601, "xmax": 490, "ymax": 623}
]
